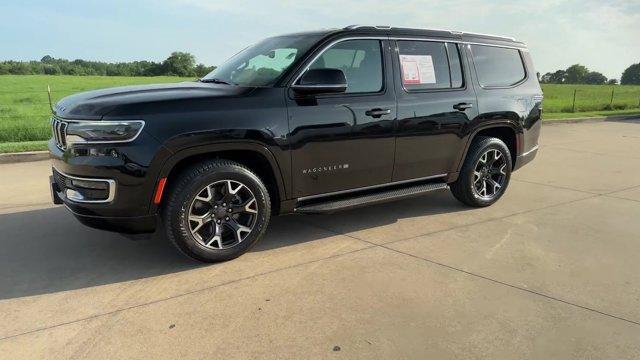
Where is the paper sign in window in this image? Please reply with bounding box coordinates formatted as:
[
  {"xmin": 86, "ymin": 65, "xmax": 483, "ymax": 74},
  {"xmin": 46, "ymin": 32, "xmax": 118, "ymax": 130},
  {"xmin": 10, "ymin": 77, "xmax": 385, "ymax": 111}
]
[{"xmin": 400, "ymin": 55, "xmax": 436, "ymax": 85}]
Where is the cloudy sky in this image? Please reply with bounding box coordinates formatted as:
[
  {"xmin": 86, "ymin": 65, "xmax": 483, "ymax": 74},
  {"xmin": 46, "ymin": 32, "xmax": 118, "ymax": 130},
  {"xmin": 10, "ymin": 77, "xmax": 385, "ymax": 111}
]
[{"xmin": 1, "ymin": 0, "xmax": 638, "ymax": 79}]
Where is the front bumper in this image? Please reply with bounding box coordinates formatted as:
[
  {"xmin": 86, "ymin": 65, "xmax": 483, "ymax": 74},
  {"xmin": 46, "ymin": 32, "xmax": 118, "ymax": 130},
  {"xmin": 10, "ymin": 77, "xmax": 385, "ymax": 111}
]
[
  {"xmin": 49, "ymin": 171, "xmax": 157, "ymax": 234},
  {"xmin": 48, "ymin": 129, "xmax": 170, "ymax": 234},
  {"xmin": 513, "ymin": 145, "xmax": 538, "ymax": 171}
]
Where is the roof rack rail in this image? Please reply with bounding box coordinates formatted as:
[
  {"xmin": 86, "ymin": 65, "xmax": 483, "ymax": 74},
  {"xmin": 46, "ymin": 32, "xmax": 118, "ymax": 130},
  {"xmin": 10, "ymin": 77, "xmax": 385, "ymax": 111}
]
[
  {"xmin": 343, "ymin": 25, "xmax": 516, "ymax": 42},
  {"xmin": 459, "ymin": 31, "xmax": 516, "ymax": 41},
  {"xmin": 344, "ymin": 24, "xmax": 392, "ymax": 30}
]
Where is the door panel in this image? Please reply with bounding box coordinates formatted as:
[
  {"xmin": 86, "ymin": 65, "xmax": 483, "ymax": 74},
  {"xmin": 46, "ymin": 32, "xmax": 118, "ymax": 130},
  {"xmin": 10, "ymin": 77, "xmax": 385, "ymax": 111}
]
[
  {"xmin": 392, "ymin": 40, "xmax": 478, "ymax": 181},
  {"xmin": 287, "ymin": 39, "xmax": 396, "ymax": 198}
]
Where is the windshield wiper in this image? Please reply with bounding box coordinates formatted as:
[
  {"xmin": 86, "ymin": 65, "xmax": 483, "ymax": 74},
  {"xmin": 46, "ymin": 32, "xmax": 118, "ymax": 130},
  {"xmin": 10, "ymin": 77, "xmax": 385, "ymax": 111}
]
[{"xmin": 199, "ymin": 78, "xmax": 234, "ymax": 85}]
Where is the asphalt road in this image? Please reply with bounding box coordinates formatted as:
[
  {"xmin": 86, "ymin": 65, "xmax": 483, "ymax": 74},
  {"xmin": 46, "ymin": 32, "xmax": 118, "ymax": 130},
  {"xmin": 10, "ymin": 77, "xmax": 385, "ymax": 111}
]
[{"xmin": 1, "ymin": 120, "xmax": 640, "ymax": 359}]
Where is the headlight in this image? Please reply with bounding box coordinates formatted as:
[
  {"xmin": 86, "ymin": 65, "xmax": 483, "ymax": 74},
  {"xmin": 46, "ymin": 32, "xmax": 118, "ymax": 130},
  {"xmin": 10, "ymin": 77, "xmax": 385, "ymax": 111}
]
[{"xmin": 65, "ymin": 120, "xmax": 145, "ymax": 146}]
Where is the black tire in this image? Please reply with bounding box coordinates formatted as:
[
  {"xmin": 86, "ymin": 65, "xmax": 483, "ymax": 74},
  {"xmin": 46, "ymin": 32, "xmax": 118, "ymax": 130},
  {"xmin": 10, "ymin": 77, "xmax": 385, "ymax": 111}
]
[
  {"xmin": 163, "ymin": 159, "xmax": 271, "ymax": 262},
  {"xmin": 450, "ymin": 136, "xmax": 512, "ymax": 207}
]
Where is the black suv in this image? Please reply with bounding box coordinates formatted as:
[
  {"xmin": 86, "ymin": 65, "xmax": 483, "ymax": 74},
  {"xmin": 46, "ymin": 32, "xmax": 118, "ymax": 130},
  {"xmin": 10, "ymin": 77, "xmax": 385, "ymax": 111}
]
[{"xmin": 49, "ymin": 25, "xmax": 542, "ymax": 262}]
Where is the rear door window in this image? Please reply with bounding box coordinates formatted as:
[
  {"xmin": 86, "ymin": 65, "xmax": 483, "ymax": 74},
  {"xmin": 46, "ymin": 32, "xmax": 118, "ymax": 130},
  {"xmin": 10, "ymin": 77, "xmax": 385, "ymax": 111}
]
[
  {"xmin": 397, "ymin": 41, "xmax": 464, "ymax": 91},
  {"xmin": 470, "ymin": 45, "xmax": 526, "ymax": 87}
]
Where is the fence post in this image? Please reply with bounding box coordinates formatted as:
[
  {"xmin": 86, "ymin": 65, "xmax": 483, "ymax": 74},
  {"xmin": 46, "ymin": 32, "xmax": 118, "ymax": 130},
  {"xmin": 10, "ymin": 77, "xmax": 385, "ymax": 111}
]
[
  {"xmin": 572, "ymin": 89, "xmax": 577, "ymax": 113},
  {"xmin": 610, "ymin": 87, "xmax": 615, "ymax": 106}
]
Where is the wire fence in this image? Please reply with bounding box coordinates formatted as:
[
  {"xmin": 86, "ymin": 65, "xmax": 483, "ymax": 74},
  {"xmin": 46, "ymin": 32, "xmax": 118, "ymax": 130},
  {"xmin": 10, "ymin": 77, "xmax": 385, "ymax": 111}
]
[
  {"xmin": 2, "ymin": 86, "xmax": 640, "ymax": 144},
  {"xmin": 541, "ymin": 85, "xmax": 640, "ymax": 113}
]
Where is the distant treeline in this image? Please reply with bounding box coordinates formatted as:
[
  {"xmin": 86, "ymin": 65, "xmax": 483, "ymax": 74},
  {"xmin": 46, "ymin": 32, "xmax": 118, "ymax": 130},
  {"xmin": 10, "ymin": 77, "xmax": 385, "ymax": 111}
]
[
  {"xmin": 541, "ymin": 63, "xmax": 640, "ymax": 85},
  {"xmin": 0, "ymin": 52, "xmax": 216, "ymax": 77}
]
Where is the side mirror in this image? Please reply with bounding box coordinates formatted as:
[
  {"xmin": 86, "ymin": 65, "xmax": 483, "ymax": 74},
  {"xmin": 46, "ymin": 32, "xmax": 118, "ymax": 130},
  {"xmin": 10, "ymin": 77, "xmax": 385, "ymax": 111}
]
[{"xmin": 292, "ymin": 68, "xmax": 347, "ymax": 95}]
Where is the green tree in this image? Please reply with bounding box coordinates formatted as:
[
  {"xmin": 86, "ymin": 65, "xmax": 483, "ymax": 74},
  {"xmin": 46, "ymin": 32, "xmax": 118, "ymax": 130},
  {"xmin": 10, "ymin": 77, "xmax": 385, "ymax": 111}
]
[
  {"xmin": 564, "ymin": 64, "xmax": 589, "ymax": 84},
  {"xmin": 583, "ymin": 71, "xmax": 607, "ymax": 85},
  {"xmin": 621, "ymin": 63, "xmax": 640, "ymax": 85},
  {"xmin": 540, "ymin": 72, "xmax": 552, "ymax": 83},
  {"xmin": 40, "ymin": 55, "xmax": 55, "ymax": 63},
  {"xmin": 607, "ymin": 78, "xmax": 618, "ymax": 85},
  {"xmin": 43, "ymin": 64, "xmax": 61, "ymax": 75},
  {"xmin": 0, "ymin": 52, "xmax": 212, "ymax": 77},
  {"xmin": 162, "ymin": 52, "xmax": 196, "ymax": 77},
  {"xmin": 194, "ymin": 64, "xmax": 216, "ymax": 77},
  {"xmin": 549, "ymin": 70, "xmax": 566, "ymax": 84}
]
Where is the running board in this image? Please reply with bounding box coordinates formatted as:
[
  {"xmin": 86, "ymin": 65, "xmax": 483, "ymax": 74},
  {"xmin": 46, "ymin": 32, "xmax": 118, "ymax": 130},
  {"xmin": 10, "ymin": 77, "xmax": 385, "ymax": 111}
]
[{"xmin": 294, "ymin": 182, "xmax": 449, "ymax": 214}]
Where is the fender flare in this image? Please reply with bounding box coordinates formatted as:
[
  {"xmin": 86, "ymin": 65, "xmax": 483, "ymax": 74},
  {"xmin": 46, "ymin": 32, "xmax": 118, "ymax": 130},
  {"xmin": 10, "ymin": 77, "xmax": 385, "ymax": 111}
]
[
  {"xmin": 453, "ymin": 121, "xmax": 522, "ymax": 174},
  {"xmin": 154, "ymin": 141, "xmax": 288, "ymax": 206}
]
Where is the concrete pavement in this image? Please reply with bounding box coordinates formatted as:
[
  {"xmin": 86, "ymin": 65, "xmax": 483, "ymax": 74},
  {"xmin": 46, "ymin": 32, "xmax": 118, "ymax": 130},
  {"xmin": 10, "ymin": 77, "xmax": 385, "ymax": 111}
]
[{"xmin": 1, "ymin": 120, "xmax": 639, "ymax": 359}]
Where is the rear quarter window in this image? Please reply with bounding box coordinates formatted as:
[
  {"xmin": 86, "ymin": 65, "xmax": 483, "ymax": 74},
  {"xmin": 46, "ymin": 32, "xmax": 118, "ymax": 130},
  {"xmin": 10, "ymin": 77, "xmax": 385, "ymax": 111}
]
[{"xmin": 471, "ymin": 45, "xmax": 526, "ymax": 87}]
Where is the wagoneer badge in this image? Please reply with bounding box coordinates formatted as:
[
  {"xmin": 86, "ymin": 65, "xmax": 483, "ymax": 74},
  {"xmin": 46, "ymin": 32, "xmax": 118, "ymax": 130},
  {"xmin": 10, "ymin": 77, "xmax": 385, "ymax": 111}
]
[{"xmin": 302, "ymin": 164, "xmax": 350, "ymax": 174}]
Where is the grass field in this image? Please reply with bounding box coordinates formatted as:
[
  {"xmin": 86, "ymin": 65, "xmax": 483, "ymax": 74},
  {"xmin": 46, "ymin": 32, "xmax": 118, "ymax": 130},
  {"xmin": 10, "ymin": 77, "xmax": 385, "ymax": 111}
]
[
  {"xmin": 0, "ymin": 75, "xmax": 192, "ymax": 144},
  {"xmin": 1, "ymin": 75, "xmax": 640, "ymax": 153},
  {"xmin": 542, "ymin": 84, "xmax": 640, "ymax": 113}
]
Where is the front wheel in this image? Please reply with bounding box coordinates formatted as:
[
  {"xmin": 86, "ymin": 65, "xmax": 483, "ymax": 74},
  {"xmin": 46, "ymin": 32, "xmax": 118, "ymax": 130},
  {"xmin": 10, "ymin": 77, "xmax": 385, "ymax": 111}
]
[
  {"xmin": 163, "ymin": 160, "xmax": 271, "ymax": 262},
  {"xmin": 450, "ymin": 136, "xmax": 512, "ymax": 207}
]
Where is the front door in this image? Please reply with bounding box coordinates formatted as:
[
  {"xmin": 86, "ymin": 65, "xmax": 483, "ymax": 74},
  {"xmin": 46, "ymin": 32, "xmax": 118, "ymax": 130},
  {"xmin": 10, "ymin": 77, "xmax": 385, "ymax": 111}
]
[
  {"xmin": 391, "ymin": 40, "xmax": 479, "ymax": 181},
  {"xmin": 287, "ymin": 38, "xmax": 396, "ymax": 198}
]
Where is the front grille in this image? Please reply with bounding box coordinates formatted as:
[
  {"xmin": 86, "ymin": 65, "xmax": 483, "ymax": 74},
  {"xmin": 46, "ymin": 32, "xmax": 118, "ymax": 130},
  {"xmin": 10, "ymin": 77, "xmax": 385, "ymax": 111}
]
[{"xmin": 51, "ymin": 117, "xmax": 68, "ymax": 150}]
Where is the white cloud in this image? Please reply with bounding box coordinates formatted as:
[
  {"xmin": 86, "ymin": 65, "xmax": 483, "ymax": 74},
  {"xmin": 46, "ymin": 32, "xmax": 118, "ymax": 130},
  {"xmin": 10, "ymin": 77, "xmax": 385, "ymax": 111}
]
[{"xmin": 169, "ymin": 0, "xmax": 640, "ymax": 78}]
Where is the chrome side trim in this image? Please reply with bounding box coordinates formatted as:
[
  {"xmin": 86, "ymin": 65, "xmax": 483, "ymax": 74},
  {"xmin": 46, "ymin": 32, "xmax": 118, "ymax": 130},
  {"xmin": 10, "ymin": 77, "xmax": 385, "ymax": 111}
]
[
  {"xmin": 290, "ymin": 84, "xmax": 347, "ymax": 90},
  {"xmin": 521, "ymin": 145, "xmax": 539, "ymax": 157},
  {"xmin": 391, "ymin": 37, "xmax": 526, "ymax": 50},
  {"xmin": 53, "ymin": 166, "xmax": 117, "ymax": 204},
  {"xmin": 297, "ymin": 173, "xmax": 448, "ymax": 202}
]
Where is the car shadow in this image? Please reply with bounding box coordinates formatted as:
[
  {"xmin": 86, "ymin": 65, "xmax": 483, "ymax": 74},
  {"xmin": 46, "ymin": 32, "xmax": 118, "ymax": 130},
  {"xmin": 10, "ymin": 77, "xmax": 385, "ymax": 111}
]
[{"xmin": 0, "ymin": 190, "xmax": 468, "ymax": 300}]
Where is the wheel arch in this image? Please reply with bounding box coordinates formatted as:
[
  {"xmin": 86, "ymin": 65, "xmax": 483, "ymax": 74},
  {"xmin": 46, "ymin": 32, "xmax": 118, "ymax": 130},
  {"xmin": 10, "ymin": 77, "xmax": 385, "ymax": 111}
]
[
  {"xmin": 455, "ymin": 122, "xmax": 522, "ymax": 174},
  {"xmin": 153, "ymin": 142, "xmax": 287, "ymax": 214}
]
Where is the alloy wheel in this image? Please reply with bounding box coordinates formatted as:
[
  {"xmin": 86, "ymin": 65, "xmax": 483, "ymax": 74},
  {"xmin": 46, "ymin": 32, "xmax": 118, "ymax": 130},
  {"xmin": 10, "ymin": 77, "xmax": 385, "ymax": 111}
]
[
  {"xmin": 473, "ymin": 149, "xmax": 507, "ymax": 199},
  {"xmin": 187, "ymin": 180, "xmax": 258, "ymax": 249}
]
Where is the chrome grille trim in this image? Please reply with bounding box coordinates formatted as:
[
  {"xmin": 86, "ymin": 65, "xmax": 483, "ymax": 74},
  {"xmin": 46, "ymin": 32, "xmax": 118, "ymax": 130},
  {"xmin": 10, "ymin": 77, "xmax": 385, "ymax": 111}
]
[
  {"xmin": 51, "ymin": 117, "xmax": 68, "ymax": 150},
  {"xmin": 52, "ymin": 166, "xmax": 117, "ymax": 203}
]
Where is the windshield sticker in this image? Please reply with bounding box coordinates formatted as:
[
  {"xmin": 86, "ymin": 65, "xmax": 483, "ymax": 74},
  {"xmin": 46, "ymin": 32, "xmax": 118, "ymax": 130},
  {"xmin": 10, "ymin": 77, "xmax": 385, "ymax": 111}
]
[{"xmin": 400, "ymin": 55, "xmax": 436, "ymax": 84}]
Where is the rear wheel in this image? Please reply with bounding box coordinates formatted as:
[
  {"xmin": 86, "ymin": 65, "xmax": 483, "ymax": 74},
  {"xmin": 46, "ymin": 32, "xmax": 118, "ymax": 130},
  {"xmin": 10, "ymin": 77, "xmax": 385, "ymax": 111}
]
[
  {"xmin": 163, "ymin": 160, "xmax": 270, "ymax": 262},
  {"xmin": 450, "ymin": 136, "xmax": 512, "ymax": 207}
]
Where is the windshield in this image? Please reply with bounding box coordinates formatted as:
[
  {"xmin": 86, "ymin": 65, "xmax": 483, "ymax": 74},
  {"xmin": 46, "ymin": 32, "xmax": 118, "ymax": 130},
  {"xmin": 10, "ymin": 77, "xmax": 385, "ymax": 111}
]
[{"xmin": 202, "ymin": 35, "xmax": 321, "ymax": 87}]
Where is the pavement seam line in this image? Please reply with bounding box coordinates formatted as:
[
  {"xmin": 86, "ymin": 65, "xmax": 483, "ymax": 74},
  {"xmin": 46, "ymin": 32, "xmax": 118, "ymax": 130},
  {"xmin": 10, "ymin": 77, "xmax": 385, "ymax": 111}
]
[
  {"xmin": 298, "ymin": 192, "xmax": 600, "ymax": 249},
  {"xmin": 0, "ymin": 245, "xmax": 376, "ymax": 342},
  {"xmin": 301, "ymin": 211, "xmax": 640, "ymax": 327},
  {"xmin": 511, "ymin": 179, "xmax": 640, "ymax": 197},
  {"xmin": 603, "ymin": 195, "xmax": 640, "ymax": 204},
  {"xmin": 298, "ymin": 185, "xmax": 600, "ymax": 250},
  {"xmin": 511, "ymin": 179, "xmax": 599, "ymax": 195},
  {"xmin": 383, "ymin": 193, "xmax": 600, "ymax": 246},
  {"xmin": 296, "ymin": 195, "xmax": 640, "ymax": 327},
  {"xmin": 379, "ymin": 246, "xmax": 640, "ymax": 327},
  {"xmin": 543, "ymin": 145, "xmax": 640, "ymax": 160}
]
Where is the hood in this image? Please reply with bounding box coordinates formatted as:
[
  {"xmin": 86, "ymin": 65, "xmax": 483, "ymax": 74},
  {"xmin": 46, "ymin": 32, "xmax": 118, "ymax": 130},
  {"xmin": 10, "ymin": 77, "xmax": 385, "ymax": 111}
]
[{"xmin": 53, "ymin": 81, "xmax": 254, "ymax": 119}]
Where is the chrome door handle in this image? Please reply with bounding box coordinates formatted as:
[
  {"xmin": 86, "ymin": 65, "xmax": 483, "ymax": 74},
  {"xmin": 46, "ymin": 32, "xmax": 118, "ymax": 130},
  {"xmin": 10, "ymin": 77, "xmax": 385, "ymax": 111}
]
[{"xmin": 453, "ymin": 103, "xmax": 473, "ymax": 111}]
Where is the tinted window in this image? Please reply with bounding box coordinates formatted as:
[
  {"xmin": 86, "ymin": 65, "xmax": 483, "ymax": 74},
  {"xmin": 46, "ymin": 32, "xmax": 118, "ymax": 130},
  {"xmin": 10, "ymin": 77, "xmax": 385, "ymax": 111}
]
[
  {"xmin": 397, "ymin": 41, "xmax": 463, "ymax": 91},
  {"xmin": 203, "ymin": 35, "xmax": 321, "ymax": 87},
  {"xmin": 308, "ymin": 40, "xmax": 383, "ymax": 93},
  {"xmin": 446, "ymin": 43, "xmax": 463, "ymax": 88},
  {"xmin": 471, "ymin": 45, "xmax": 526, "ymax": 87}
]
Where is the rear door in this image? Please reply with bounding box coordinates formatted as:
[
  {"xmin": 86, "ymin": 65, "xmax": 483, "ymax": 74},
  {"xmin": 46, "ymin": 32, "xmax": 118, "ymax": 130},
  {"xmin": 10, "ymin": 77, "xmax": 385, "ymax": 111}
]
[
  {"xmin": 286, "ymin": 38, "xmax": 396, "ymax": 198},
  {"xmin": 391, "ymin": 39, "xmax": 478, "ymax": 181}
]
